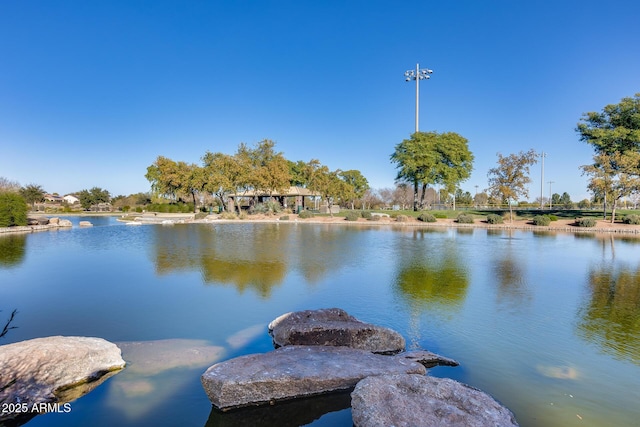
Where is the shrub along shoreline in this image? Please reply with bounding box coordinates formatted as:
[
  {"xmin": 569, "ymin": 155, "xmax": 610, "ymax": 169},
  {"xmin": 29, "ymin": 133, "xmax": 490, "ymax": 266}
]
[{"xmin": 2, "ymin": 210, "xmax": 640, "ymax": 235}]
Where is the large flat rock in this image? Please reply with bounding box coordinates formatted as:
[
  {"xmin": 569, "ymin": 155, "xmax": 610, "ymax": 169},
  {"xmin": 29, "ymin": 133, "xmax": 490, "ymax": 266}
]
[
  {"xmin": 268, "ymin": 308, "xmax": 406, "ymax": 354},
  {"xmin": 201, "ymin": 345, "xmax": 427, "ymax": 411},
  {"xmin": 0, "ymin": 336, "xmax": 125, "ymax": 423},
  {"xmin": 351, "ymin": 374, "xmax": 519, "ymax": 427}
]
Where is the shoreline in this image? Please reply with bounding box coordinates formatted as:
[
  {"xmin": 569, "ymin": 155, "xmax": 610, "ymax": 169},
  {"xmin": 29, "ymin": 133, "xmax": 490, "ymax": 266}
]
[
  {"xmin": 188, "ymin": 213, "xmax": 640, "ymax": 236},
  {"xmin": 2, "ymin": 213, "xmax": 640, "ymax": 236}
]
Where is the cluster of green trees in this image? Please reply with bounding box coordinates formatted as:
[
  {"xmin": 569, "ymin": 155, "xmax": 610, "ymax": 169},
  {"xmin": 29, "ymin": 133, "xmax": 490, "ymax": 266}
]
[
  {"xmin": 77, "ymin": 187, "xmax": 111, "ymax": 210},
  {"xmin": 145, "ymin": 139, "xmax": 370, "ymax": 215},
  {"xmin": 577, "ymin": 93, "xmax": 640, "ymax": 222}
]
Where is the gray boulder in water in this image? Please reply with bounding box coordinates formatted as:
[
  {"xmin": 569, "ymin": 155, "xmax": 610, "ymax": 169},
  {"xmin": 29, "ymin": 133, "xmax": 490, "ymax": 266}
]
[
  {"xmin": 268, "ymin": 308, "xmax": 405, "ymax": 354},
  {"xmin": 351, "ymin": 374, "xmax": 519, "ymax": 427},
  {"xmin": 201, "ymin": 345, "xmax": 427, "ymax": 411}
]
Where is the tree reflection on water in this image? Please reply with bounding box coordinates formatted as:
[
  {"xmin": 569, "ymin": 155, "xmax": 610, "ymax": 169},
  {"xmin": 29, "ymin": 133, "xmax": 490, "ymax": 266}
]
[
  {"xmin": 0, "ymin": 234, "xmax": 26, "ymax": 268},
  {"xmin": 577, "ymin": 264, "xmax": 640, "ymax": 365},
  {"xmin": 149, "ymin": 223, "xmax": 362, "ymax": 298},
  {"xmin": 392, "ymin": 232, "xmax": 469, "ymax": 312}
]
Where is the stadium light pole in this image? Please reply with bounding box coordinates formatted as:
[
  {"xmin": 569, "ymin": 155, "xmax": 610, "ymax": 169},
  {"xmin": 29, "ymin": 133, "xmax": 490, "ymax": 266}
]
[{"xmin": 405, "ymin": 63, "xmax": 433, "ymax": 133}]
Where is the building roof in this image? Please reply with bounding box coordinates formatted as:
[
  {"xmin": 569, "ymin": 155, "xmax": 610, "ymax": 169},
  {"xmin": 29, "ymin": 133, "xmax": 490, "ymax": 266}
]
[{"xmin": 229, "ymin": 186, "xmax": 320, "ymax": 197}]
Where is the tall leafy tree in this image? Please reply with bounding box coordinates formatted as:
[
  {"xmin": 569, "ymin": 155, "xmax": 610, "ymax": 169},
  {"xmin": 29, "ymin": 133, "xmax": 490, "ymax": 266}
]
[
  {"xmin": 231, "ymin": 144, "xmax": 258, "ymax": 213},
  {"xmin": 577, "ymin": 93, "xmax": 640, "ymax": 155},
  {"xmin": 391, "ymin": 131, "xmax": 474, "ymax": 211},
  {"xmin": 247, "ymin": 140, "xmax": 291, "ymax": 197},
  {"xmin": 487, "ymin": 149, "xmax": 538, "ymax": 222},
  {"xmin": 288, "ymin": 160, "xmax": 309, "ymax": 187},
  {"xmin": 77, "ymin": 187, "xmax": 111, "ymax": 210},
  {"xmin": 19, "ymin": 184, "xmax": 45, "ymax": 208},
  {"xmin": 146, "ymin": 156, "xmax": 182, "ymax": 201},
  {"xmin": 146, "ymin": 157, "xmax": 204, "ymax": 211},
  {"xmin": 202, "ymin": 151, "xmax": 241, "ymax": 211},
  {"xmin": 577, "ymin": 94, "xmax": 640, "ymax": 220},
  {"xmin": 339, "ymin": 170, "xmax": 369, "ymax": 210},
  {"xmin": 581, "ymin": 152, "xmax": 640, "ymax": 222},
  {"xmin": 306, "ymin": 160, "xmax": 347, "ymax": 217},
  {"xmin": 177, "ymin": 161, "xmax": 205, "ymax": 213},
  {"xmin": 559, "ymin": 192, "xmax": 573, "ymax": 209}
]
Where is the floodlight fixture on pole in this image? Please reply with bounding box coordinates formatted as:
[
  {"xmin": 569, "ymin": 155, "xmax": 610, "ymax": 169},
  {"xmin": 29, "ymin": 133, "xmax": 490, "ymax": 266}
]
[{"xmin": 405, "ymin": 63, "xmax": 433, "ymax": 133}]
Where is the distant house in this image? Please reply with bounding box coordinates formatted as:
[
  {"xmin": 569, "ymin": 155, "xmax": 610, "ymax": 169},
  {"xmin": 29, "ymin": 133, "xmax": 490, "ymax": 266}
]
[
  {"xmin": 44, "ymin": 194, "xmax": 64, "ymax": 203},
  {"xmin": 63, "ymin": 195, "xmax": 80, "ymax": 205}
]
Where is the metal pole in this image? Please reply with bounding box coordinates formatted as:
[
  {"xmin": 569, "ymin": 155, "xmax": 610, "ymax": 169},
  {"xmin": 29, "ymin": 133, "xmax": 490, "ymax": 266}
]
[
  {"xmin": 415, "ymin": 63, "xmax": 420, "ymax": 133},
  {"xmin": 548, "ymin": 181, "xmax": 554, "ymax": 209},
  {"xmin": 405, "ymin": 63, "xmax": 432, "ymax": 134},
  {"xmin": 540, "ymin": 152, "xmax": 545, "ymax": 209}
]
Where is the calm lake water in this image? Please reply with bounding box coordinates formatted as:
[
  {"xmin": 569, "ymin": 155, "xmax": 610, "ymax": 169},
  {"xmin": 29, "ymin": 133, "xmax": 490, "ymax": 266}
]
[{"xmin": 1, "ymin": 216, "xmax": 639, "ymax": 427}]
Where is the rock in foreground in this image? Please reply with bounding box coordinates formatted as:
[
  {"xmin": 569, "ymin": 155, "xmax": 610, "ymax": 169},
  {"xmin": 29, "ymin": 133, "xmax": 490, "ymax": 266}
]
[
  {"xmin": 0, "ymin": 336, "xmax": 125, "ymax": 422},
  {"xmin": 201, "ymin": 345, "xmax": 427, "ymax": 411},
  {"xmin": 351, "ymin": 374, "xmax": 519, "ymax": 427},
  {"xmin": 268, "ymin": 308, "xmax": 405, "ymax": 354}
]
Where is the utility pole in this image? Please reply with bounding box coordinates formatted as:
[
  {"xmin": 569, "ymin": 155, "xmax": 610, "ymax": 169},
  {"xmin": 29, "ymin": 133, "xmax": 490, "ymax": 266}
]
[{"xmin": 540, "ymin": 151, "xmax": 546, "ymax": 209}]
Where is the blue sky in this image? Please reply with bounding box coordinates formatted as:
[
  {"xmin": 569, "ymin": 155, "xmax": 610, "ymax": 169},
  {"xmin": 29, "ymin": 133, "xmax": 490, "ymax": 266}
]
[{"xmin": 1, "ymin": 1, "xmax": 639, "ymax": 202}]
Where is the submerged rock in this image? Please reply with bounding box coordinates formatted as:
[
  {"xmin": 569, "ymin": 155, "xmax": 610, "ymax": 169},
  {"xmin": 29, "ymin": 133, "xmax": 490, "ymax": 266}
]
[
  {"xmin": 351, "ymin": 374, "xmax": 519, "ymax": 427},
  {"xmin": 201, "ymin": 345, "xmax": 427, "ymax": 411},
  {"xmin": 268, "ymin": 308, "xmax": 405, "ymax": 354},
  {"xmin": 0, "ymin": 336, "xmax": 125, "ymax": 423},
  {"xmin": 117, "ymin": 339, "xmax": 225, "ymax": 376}
]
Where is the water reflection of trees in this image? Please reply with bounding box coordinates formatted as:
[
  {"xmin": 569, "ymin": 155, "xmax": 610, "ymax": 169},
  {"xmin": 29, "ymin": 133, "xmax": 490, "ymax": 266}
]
[
  {"xmin": 151, "ymin": 224, "xmax": 288, "ymax": 298},
  {"xmin": 392, "ymin": 231, "xmax": 470, "ymax": 348},
  {"xmin": 0, "ymin": 234, "xmax": 27, "ymax": 268},
  {"xmin": 577, "ymin": 265, "xmax": 640, "ymax": 365},
  {"xmin": 491, "ymin": 233, "xmax": 531, "ymax": 309},
  {"xmin": 200, "ymin": 259, "xmax": 286, "ymax": 298},
  {"xmin": 150, "ymin": 224, "xmax": 359, "ymax": 297},
  {"xmin": 393, "ymin": 234, "xmax": 469, "ymax": 311},
  {"xmin": 291, "ymin": 224, "xmax": 368, "ymax": 283}
]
